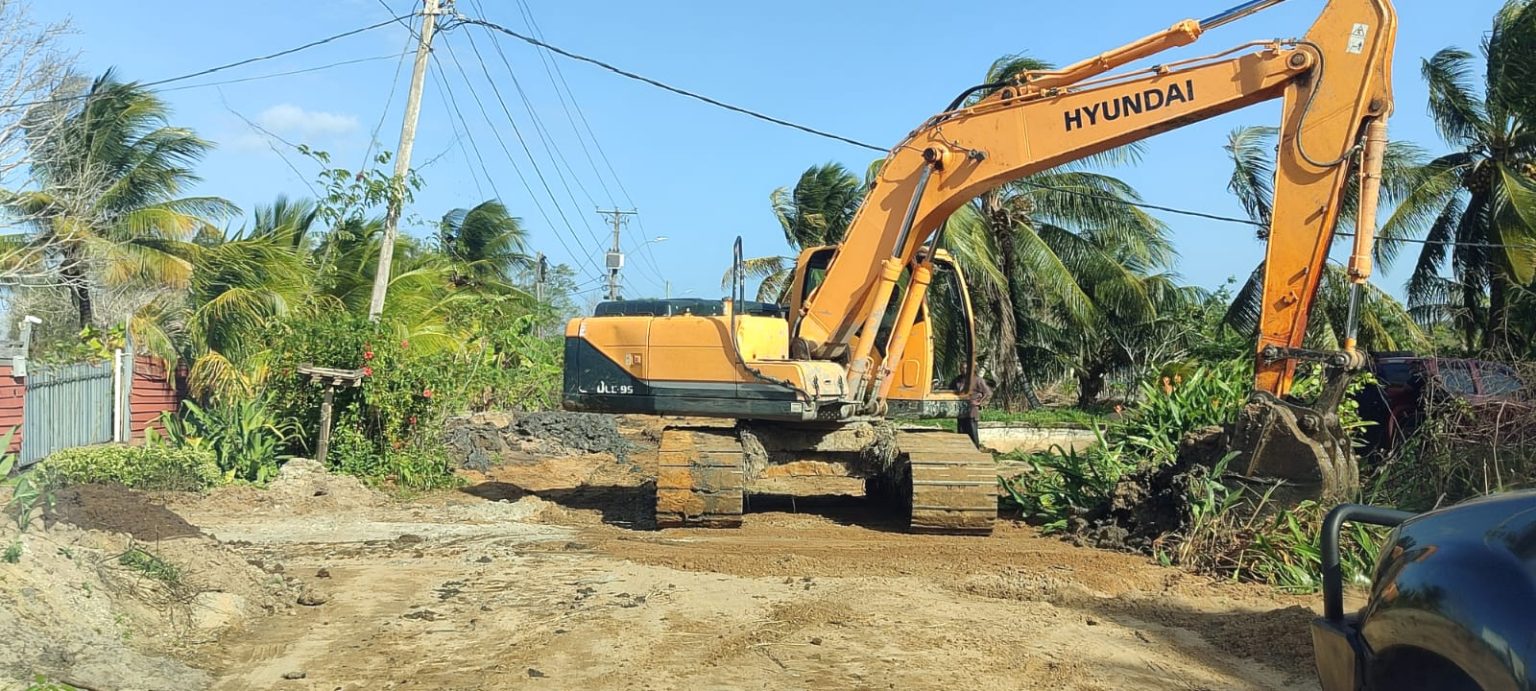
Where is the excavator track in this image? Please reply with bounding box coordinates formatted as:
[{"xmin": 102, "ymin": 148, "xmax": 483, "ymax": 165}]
[
  {"xmin": 655, "ymin": 427, "xmax": 745, "ymax": 528},
  {"xmin": 895, "ymin": 429, "xmax": 998, "ymax": 535}
]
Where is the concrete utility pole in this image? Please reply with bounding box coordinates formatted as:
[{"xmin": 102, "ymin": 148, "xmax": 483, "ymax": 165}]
[
  {"xmin": 598, "ymin": 209, "xmax": 637, "ymax": 301},
  {"xmin": 368, "ymin": 0, "xmax": 441, "ymax": 321},
  {"xmin": 534, "ymin": 252, "xmax": 548, "ymax": 302}
]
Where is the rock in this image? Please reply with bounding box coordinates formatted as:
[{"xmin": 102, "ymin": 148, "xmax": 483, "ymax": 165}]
[
  {"xmin": 504, "ymin": 495, "xmax": 554, "ymax": 521},
  {"xmin": 476, "ymin": 411, "xmax": 515, "ymax": 429},
  {"xmin": 315, "ymin": 567, "xmax": 331, "ymax": 579},
  {"xmin": 191, "ymin": 592, "xmax": 248, "ymax": 631},
  {"xmin": 395, "ymin": 534, "xmax": 424, "ymax": 545},
  {"xmin": 297, "ymin": 590, "xmax": 330, "ymax": 607},
  {"xmin": 475, "ymin": 556, "xmax": 492, "ymax": 564},
  {"xmin": 282, "ymin": 671, "xmax": 307, "ymax": 680},
  {"xmin": 279, "ymin": 458, "xmax": 325, "ymax": 479},
  {"xmin": 527, "ymin": 668, "xmax": 546, "ymax": 678},
  {"xmin": 810, "ymin": 637, "xmax": 824, "ymax": 646}
]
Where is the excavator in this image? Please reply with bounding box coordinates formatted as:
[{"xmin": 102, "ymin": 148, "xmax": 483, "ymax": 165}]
[{"xmin": 564, "ymin": 0, "xmax": 1396, "ymax": 534}]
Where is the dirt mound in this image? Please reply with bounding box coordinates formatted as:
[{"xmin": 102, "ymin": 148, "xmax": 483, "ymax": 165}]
[
  {"xmin": 444, "ymin": 411, "xmax": 637, "ymax": 470},
  {"xmin": 1, "ymin": 486, "xmax": 293, "ymax": 690},
  {"xmin": 1069, "ymin": 426, "xmax": 1229, "ymax": 553},
  {"xmin": 178, "ymin": 458, "xmax": 383, "ymax": 518},
  {"xmin": 53, "ymin": 484, "xmax": 204, "ymax": 541},
  {"xmin": 516, "ymin": 411, "xmax": 635, "ymax": 457}
]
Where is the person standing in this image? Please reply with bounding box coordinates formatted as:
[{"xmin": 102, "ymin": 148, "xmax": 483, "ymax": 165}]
[{"xmin": 955, "ymin": 371, "xmax": 992, "ymax": 446}]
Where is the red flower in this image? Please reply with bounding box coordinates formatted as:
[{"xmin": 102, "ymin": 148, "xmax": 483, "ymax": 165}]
[
  {"xmin": 362, "ymin": 366, "xmax": 374, "ymax": 377},
  {"xmin": 422, "ymin": 388, "xmax": 433, "ymax": 399},
  {"xmin": 363, "ymin": 350, "xmax": 375, "ymax": 361},
  {"xmin": 409, "ymin": 415, "xmax": 418, "ymax": 425},
  {"xmin": 400, "ymin": 339, "xmax": 410, "ymax": 350}
]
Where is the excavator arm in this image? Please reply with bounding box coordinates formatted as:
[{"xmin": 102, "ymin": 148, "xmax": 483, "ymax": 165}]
[{"xmin": 787, "ymin": 0, "xmax": 1395, "ymax": 494}]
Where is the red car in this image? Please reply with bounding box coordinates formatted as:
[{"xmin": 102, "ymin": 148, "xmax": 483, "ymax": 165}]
[{"xmin": 1355, "ymin": 355, "xmax": 1529, "ymax": 453}]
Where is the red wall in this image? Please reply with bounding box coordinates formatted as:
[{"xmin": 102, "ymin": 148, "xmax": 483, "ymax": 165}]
[
  {"xmin": 129, "ymin": 356, "xmax": 179, "ymax": 441},
  {"xmin": 0, "ymin": 364, "xmax": 22, "ymax": 453},
  {"xmin": 0, "ymin": 356, "xmax": 180, "ymax": 455}
]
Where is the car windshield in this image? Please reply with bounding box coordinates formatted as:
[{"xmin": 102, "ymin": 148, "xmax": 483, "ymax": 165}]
[
  {"xmin": 1377, "ymin": 361, "xmax": 1414, "ymax": 386},
  {"xmin": 1479, "ymin": 363, "xmax": 1525, "ymax": 396},
  {"xmin": 1437, "ymin": 362, "xmax": 1477, "ymax": 396}
]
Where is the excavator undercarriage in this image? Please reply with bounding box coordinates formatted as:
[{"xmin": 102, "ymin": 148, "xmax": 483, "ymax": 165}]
[{"xmin": 655, "ymin": 423, "xmax": 996, "ymax": 534}]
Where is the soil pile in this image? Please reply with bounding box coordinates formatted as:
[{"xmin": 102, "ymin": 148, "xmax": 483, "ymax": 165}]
[
  {"xmin": 1069, "ymin": 426, "xmax": 1229, "ymax": 552},
  {"xmin": 1, "ymin": 484, "xmax": 293, "ymax": 690},
  {"xmin": 444, "ymin": 411, "xmax": 636, "ymax": 470}
]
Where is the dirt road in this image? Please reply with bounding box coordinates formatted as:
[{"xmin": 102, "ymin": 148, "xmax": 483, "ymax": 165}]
[{"xmin": 149, "ymin": 458, "xmax": 1323, "ymax": 691}]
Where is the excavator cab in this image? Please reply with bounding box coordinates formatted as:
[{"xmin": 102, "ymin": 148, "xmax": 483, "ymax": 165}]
[{"xmin": 787, "ymin": 245, "xmax": 979, "ymax": 420}]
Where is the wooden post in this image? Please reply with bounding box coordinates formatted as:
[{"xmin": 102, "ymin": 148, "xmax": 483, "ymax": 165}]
[
  {"xmin": 316, "ymin": 387, "xmax": 335, "ymax": 464},
  {"xmin": 296, "ymin": 365, "xmax": 365, "ymax": 465}
]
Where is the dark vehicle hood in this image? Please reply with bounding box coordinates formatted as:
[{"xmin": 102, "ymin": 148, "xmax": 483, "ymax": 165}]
[
  {"xmin": 1360, "ymin": 491, "xmax": 1536, "ymax": 690},
  {"xmin": 1397, "ymin": 490, "xmax": 1536, "ymax": 562}
]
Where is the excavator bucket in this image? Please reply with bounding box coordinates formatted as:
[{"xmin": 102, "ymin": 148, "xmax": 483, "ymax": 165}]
[{"xmin": 1230, "ymin": 392, "xmax": 1359, "ymax": 500}]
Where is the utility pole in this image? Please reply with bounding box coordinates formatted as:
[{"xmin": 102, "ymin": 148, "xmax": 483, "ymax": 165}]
[
  {"xmin": 534, "ymin": 252, "xmax": 548, "ymax": 302},
  {"xmin": 598, "ymin": 209, "xmax": 637, "ymax": 301},
  {"xmin": 368, "ymin": 0, "xmax": 441, "ymax": 321}
]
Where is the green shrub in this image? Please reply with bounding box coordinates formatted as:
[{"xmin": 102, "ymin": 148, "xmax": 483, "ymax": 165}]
[
  {"xmin": 118, "ymin": 546, "xmax": 181, "ymax": 583},
  {"xmin": 1000, "ymin": 428, "xmax": 1134, "ymax": 532},
  {"xmin": 41, "ymin": 444, "xmax": 221, "ymax": 491},
  {"xmin": 156, "ymin": 398, "xmax": 293, "ymax": 484},
  {"xmin": 261, "ymin": 308, "xmax": 559, "ymax": 490},
  {"xmin": 1119, "ymin": 362, "xmax": 1250, "ymax": 463}
]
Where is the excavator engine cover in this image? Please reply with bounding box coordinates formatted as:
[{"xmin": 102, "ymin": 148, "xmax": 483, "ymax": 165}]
[{"xmin": 1231, "ymin": 392, "xmax": 1359, "ymax": 499}]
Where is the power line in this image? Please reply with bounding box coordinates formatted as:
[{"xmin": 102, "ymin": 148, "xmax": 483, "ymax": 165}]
[
  {"xmin": 460, "ymin": 22, "xmax": 606, "ymax": 233},
  {"xmin": 448, "ymin": 30, "xmax": 609, "ymax": 256},
  {"xmin": 449, "ymin": 17, "xmax": 882, "ymax": 152},
  {"xmin": 502, "ymin": 0, "xmax": 620, "ymax": 207},
  {"xmin": 160, "ymin": 53, "xmax": 410, "ymax": 95},
  {"xmin": 431, "ymin": 48, "xmax": 602, "ymax": 282},
  {"xmin": 515, "ymin": 0, "xmax": 635, "ymax": 206},
  {"xmin": 455, "ymin": 14, "xmax": 1527, "ymax": 254},
  {"xmin": 434, "ymin": 36, "xmax": 607, "ymax": 279},
  {"xmin": 0, "ymin": 15, "xmax": 411, "ymax": 112},
  {"xmin": 427, "ymin": 65, "xmax": 488, "ymax": 200}
]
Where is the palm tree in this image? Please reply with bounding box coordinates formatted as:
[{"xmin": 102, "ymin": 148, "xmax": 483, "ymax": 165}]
[
  {"xmin": 1222, "ymin": 124, "xmax": 1428, "ymax": 353},
  {"xmin": 1381, "ymin": 1, "xmax": 1536, "ymax": 353},
  {"xmin": 961, "ymin": 54, "xmax": 1169, "ymax": 407},
  {"xmin": 7, "ymin": 69, "xmax": 236, "ymax": 328},
  {"xmin": 437, "ymin": 200, "xmax": 531, "ymax": 290},
  {"xmin": 730, "ymin": 162, "xmax": 865, "ymax": 301}
]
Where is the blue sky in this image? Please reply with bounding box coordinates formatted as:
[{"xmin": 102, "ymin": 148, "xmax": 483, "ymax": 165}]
[{"xmin": 35, "ymin": 0, "xmax": 1503, "ymax": 304}]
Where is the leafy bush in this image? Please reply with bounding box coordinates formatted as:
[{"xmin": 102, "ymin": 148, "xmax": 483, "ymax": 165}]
[
  {"xmin": 41, "ymin": 444, "xmax": 221, "ymax": 491},
  {"xmin": 118, "ymin": 546, "xmax": 181, "ymax": 583},
  {"xmin": 156, "ymin": 398, "xmax": 293, "ymax": 484},
  {"xmin": 1119, "ymin": 362, "xmax": 1249, "ymax": 463},
  {"xmin": 262, "ymin": 308, "xmax": 559, "ymax": 489},
  {"xmin": 1000, "ymin": 428, "xmax": 1134, "ymax": 532}
]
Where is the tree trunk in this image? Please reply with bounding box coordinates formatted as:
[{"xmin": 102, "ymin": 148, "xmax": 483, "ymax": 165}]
[
  {"xmin": 60, "ymin": 244, "xmax": 94, "ymax": 328},
  {"xmin": 1485, "ymin": 270, "xmax": 1510, "ymax": 355},
  {"xmin": 984, "ymin": 196, "xmax": 1031, "ymax": 411},
  {"xmin": 1076, "ymin": 369, "xmax": 1106, "ymax": 409}
]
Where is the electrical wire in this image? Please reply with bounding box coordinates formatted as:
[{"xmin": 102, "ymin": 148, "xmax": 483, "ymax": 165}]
[
  {"xmin": 0, "ymin": 15, "xmax": 411, "ymax": 112},
  {"xmin": 432, "ymin": 50, "xmax": 605, "ymax": 284},
  {"xmin": 449, "ymin": 17, "xmax": 883, "ymax": 153},
  {"xmin": 159, "ymin": 53, "xmax": 410, "ymax": 95},
  {"xmin": 515, "ymin": 0, "xmax": 635, "ymax": 207},
  {"xmin": 427, "ymin": 66, "xmax": 488, "ymax": 200},
  {"xmin": 460, "ymin": 22, "xmax": 606, "ymax": 235},
  {"xmin": 455, "ymin": 14, "xmax": 1529, "ymax": 254},
  {"xmin": 434, "ymin": 37, "xmax": 608, "ymax": 278},
  {"xmin": 502, "ymin": 0, "xmax": 619, "ymax": 207}
]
